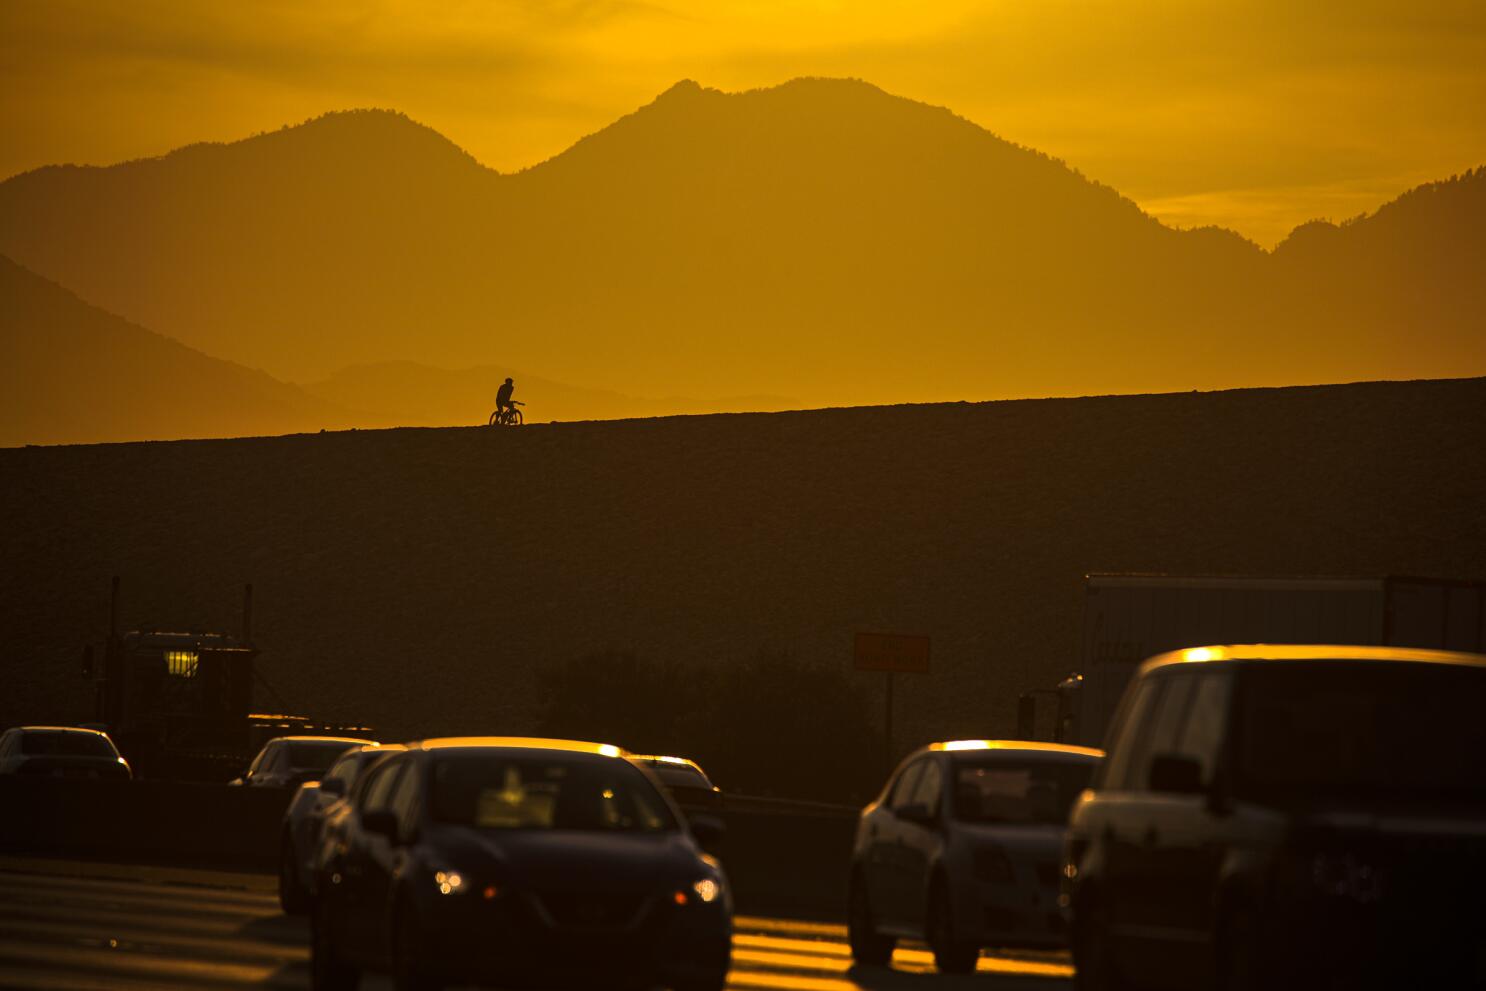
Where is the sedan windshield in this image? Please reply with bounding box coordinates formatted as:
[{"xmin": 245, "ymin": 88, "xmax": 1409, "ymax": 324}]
[
  {"xmin": 951, "ymin": 759, "xmax": 1097, "ymax": 825},
  {"xmin": 431, "ymin": 755, "xmax": 678, "ymax": 833},
  {"xmin": 21, "ymin": 732, "xmax": 116, "ymax": 757},
  {"xmin": 1234, "ymin": 661, "xmax": 1486, "ymax": 806},
  {"xmin": 287, "ymin": 742, "xmax": 357, "ymax": 772}
]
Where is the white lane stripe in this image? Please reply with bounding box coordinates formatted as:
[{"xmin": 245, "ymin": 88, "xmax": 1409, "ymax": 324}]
[
  {"xmin": 0, "ymin": 916, "xmax": 309, "ymax": 966},
  {"xmin": 726, "ymin": 970, "xmax": 859, "ymax": 991},
  {"xmin": 0, "ymin": 939, "xmax": 302, "ymax": 988},
  {"xmin": 0, "ymin": 961, "xmax": 201, "ymax": 991},
  {"xmin": 734, "ymin": 915, "xmax": 847, "ymax": 938},
  {"xmin": 735, "ymin": 933, "xmax": 852, "ymax": 957},
  {"xmin": 0, "ymin": 901, "xmax": 303, "ymax": 941},
  {"xmin": 0, "ymin": 870, "xmax": 279, "ymax": 908},
  {"xmin": 0, "ymin": 883, "xmax": 276, "ymax": 925}
]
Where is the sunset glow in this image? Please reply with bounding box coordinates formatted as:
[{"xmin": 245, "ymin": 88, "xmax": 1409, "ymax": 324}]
[{"xmin": 5, "ymin": 0, "xmax": 1484, "ymax": 246}]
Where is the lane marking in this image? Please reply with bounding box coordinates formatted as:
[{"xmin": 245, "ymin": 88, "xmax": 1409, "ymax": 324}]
[{"xmin": 735, "ymin": 915, "xmax": 848, "ymax": 938}]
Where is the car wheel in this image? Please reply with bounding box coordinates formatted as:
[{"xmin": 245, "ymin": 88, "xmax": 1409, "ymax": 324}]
[
  {"xmin": 392, "ymin": 900, "xmax": 445, "ymax": 991},
  {"xmin": 278, "ymin": 833, "xmax": 309, "ymax": 915},
  {"xmin": 311, "ymin": 896, "xmax": 360, "ymax": 991},
  {"xmin": 1072, "ymin": 896, "xmax": 1127, "ymax": 991},
  {"xmin": 926, "ymin": 879, "xmax": 979, "ymax": 975},
  {"xmin": 847, "ymin": 872, "xmax": 895, "ymax": 967}
]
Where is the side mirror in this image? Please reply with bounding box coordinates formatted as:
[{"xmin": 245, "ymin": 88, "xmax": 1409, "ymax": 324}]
[
  {"xmin": 362, "ymin": 809, "xmax": 401, "ymax": 843},
  {"xmin": 320, "ymin": 777, "xmax": 347, "ymax": 797},
  {"xmin": 689, "ymin": 813, "xmax": 726, "ymax": 854},
  {"xmin": 895, "ymin": 802, "xmax": 937, "ymax": 826},
  {"xmin": 1148, "ymin": 753, "xmax": 1204, "ymax": 795}
]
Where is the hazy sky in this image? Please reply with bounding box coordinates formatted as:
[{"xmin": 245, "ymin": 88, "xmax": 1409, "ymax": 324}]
[{"xmin": 4, "ymin": 0, "xmax": 1484, "ymax": 246}]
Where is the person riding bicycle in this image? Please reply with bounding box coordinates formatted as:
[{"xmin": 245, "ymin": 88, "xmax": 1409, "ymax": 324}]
[{"xmin": 495, "ymin": 377, "xmax": 516, "ymax": 416}]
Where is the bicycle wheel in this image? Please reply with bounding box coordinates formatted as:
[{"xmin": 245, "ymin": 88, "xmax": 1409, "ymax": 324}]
[
  {"xmin": 487, "ymin": 409, "xmax": 499, "ymax": 426},
  {"xmin": 511, "ymin": 409, "xmax": 523, "ymax": 426}
]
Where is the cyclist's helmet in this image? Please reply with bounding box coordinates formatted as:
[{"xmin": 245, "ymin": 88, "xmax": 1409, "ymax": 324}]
[{"xmin": 505, "ymin": 377, "xmax": 514, "ymax": 384}]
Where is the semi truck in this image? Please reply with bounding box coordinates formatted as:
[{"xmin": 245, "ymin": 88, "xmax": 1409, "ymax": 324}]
[
  {"xmin": 81, "ymin": 577, "xmax": 372, "ymax": 780},
  {"xmin": 1041, "ymin": 574, "xmax": 1486, "ymax": 748}
]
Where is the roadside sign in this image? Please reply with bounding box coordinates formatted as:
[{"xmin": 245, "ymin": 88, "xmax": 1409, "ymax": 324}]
[{"xmin": 854, "ymin": 632, "xmax": 931, "ymax": 674}]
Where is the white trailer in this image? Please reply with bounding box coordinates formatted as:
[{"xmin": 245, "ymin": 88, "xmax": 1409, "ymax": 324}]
[{"xmin": 1056, "ymin": 574, "xmax": 1486, "ymax": 748}]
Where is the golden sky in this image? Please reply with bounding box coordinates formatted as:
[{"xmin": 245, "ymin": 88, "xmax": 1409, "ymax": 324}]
[{"xmin": 4, "ymin": 0, "xmax": 1484, "ymax": 246}]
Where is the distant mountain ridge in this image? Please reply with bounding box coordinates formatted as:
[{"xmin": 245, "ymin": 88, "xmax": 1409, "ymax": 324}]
[
  {"xmin": 0, "ymin": 254, "xmax": 350, "ymax": 446},
  {"xmin": 1, "ymin": 78, "xmax": 1482, "ymax": 405},
  {"xmin": 0, "ymin": 251, "xmax": 797, "ymax": 446}
]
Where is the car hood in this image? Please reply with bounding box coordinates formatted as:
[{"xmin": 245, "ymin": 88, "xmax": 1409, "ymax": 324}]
[{"xmin": 426, "ymin": 827, "xmax": 706, "ymax": 892}]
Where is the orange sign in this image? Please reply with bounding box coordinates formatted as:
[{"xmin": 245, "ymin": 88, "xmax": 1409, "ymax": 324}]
[{"xmin": 854, "ymin": 632, "xmax": 931, "ymax": 673}]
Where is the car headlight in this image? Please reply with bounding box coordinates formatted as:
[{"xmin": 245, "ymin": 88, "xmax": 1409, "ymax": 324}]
[
  {"xmin": 673, "ymin": 877, "xmax": 724, "ymax": 906},
  {"xmin": 434, "ymin": 870, "xmax": 467, "ymax": 895}
]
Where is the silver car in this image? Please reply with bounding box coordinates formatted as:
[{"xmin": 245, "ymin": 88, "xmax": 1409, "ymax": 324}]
[
  {"xmin": 279, "ymin": 742, "xmax": 395, "ymax": 913},
  {"xmin": 848, "ymin": 740, "xmax": 1103, "ymax": 972}
]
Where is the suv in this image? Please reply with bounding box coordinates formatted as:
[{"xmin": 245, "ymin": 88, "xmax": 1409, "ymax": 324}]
[
  {"xmin": 848, "ymin": 740, "xmax": 1103, "ymax": 972},
  {"xmin": 1063, "ymin": 645, "xmax": 1486, "ymax": 991}
]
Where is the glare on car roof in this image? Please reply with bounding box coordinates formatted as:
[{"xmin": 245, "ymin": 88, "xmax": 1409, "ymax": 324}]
[
  {"xmin": 929, "ymin": 740, "xmax": 1104, "ymax": 758},
  {"xmin": 1147, "ymin": 644, "xmax": 1486, "ymax": 670},
  {"xmin": 414, "ymin": 736, "xmax": 626, "ymax": 757}
]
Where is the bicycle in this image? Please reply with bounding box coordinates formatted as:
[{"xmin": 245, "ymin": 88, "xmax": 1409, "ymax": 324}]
[{"xmin": 488, "ymin": 401, "xmax": 524, "ymax": 427}]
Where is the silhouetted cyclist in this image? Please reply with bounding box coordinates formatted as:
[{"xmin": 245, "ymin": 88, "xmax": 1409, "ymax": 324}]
[{"xmin": 496, "ymin": 377, "xmax": 516, "ymax": 416}]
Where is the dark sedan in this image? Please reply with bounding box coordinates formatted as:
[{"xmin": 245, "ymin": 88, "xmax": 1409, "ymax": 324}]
[{"xmin": 312, "ymin": 736, "xmax": 732, "ymax": 991}]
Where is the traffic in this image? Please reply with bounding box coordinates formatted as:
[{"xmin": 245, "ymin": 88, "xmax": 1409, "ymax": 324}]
[{"xmin": 7, "ymin": 642, "xmax": 1486, "ymax": 989}]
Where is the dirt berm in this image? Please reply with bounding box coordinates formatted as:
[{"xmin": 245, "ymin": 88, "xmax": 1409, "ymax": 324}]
[{"xmin": 3, "ymin": 378, "xmax": 1484, "ymax": 778}]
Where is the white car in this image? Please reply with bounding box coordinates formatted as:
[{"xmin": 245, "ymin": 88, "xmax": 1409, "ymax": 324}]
[
  {"xmin": 0, "ymin": 726, "xmax": 132, "ymax": 780},
  {"xmin": 848, "ymin": 739, "xmax": 1103, "ymax": 972}
]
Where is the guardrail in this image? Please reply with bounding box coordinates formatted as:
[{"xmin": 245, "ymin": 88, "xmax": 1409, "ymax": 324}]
[{"xmin": 0, "ymin": 779, "xmax": 858, "ymax": 918}]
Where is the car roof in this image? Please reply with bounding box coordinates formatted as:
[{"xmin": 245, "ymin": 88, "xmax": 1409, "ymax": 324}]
[
  {"xmin": 1142, "ymin": 644, "xmax": 1486, "ymax": 673},
  {"xmin": 271, "ymin": 735, "xmax": 374, "ymax": 745},
  {"xmin": 632, "ymin": 754, "xmax": 705, "ymax": 770},
  {"xmin": 12, "ymin": 726, "xmax": 112, "ymax": 736},
  {"xmin": 410, "ymin": 736, "xmax": 627, "ymax": 757},
  {"xmin": 926, "ymin": 740, "xmax": 1105, "ymax": 759}
]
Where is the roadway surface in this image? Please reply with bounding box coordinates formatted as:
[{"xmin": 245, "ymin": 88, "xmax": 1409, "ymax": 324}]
[{"xmin": 0, "ymin": 858, "xmax": 1073, "ymax": 991}]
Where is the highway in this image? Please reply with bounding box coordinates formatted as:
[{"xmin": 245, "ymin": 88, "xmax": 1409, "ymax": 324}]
[{"xmin": 0, "ymin": 859, "xmax": 1072, "ymax": 991}]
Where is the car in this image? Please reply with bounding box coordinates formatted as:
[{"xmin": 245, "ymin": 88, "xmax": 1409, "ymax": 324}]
[
  {"xmin": 847, "ymin": 739, "xmax": 1103, "ymax": 973},
  {"xmin": 311, "ymin": 736, "xmax": 732, "ymax": 991},
  {"xmin": 279, "ymin": 742, "xmax": 404, "ymax": 914},
  {"xmin": 232, "ymin": 735, "xmax": 370, "ymax": 789},
  {"xmin": 0, "ymin": 725, "xmax": 132, "ymax": 780},
  {"xmin": 1062, "ymin": 644, "xmax": 1486, "ymax": 991},
  {"xmin": 631, "ymin": 755, "xmax": 724, "ymax": 813}
]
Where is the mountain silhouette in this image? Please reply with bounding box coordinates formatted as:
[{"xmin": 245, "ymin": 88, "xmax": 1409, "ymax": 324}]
[
  {"xmin": 0, "ymin": 254, "xmax": 350, "ymax": 446},
  {"xmin": 0, "ymin": 248, "xmax": 802, "ymax": 446},
  {"xmin": 1, "ymin": 79, "xmax": 1482, "ymax": 407}
]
